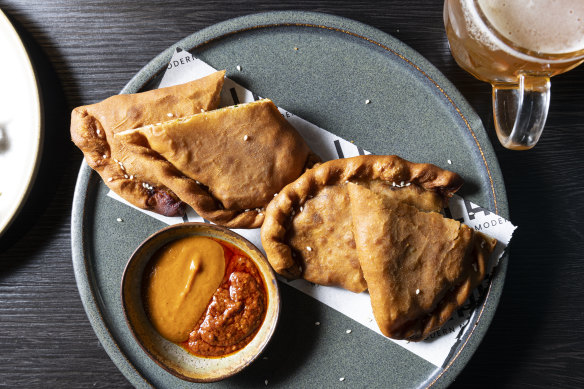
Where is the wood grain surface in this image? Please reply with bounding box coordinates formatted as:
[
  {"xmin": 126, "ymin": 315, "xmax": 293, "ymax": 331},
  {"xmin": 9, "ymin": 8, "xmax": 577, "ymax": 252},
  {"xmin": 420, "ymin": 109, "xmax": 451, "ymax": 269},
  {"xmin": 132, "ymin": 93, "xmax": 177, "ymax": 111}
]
[{"xmin": 1, "ymin": 1, "xmax": 583, "ymax": 388}]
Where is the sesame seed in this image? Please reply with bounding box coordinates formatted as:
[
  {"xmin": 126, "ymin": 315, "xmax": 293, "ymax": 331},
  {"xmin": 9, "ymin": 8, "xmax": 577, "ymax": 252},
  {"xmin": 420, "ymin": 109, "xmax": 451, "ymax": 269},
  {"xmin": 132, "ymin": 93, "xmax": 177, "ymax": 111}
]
[
  {"xmin": 259, "ymin": 212, "xmax": 263, "ymax": 216},
  {"xmin": 365, "ymin": 99, "xmax": 371, "ymax": 104},
  {"xmin": 274, "ymin": 193, "xmax": 278, "ymax": 197},
  {"xmin": 114, "ymin": 158, "xmax": 119, "ymax": 163},
  {"xmin": 96, "ymin": 129, "xmax": 101, "ymax": 135},
  {"xmin": 447, "ymin": 159, "xmax": 452, "ymax": 165},
  {"xmin": 107, "ymin": 177, "xmax": 113, "ymax": 182},
  {"xmin": 130, "ymin": 175, "xmax": 134, "ymax": 180},
  {"xmin": 243, "ymin": 134, "xmax": 249, "ymax": 141},
  {"xmin": 195, "ymin": 180, "xmax": 201, "ymax": 185},
  {"xmin": 116, "ymin": 218, "xmax": 123, "ymax": 222},
  {"xmin": 299, "ymin": 206, "xmax": 303, "ymax": 212},
  {"xmin": 306, "ymin": 246, "xmax": 312, "ymax": 252},
  {"xmin": 167, "ymin": 113, "xmax": 173, "ymax": 117},
  {"xmin": 406, "ymin": 182, "xmax": 411, "ymax": 186},
  {"xmin": 245, "ymin": 209, "xmax": 250, "ymax": 212},
  {"xmin": 236, "ymin": 65, "xmax": 242, "ymax": 71},
  {"xmin": 481, "ymin": 240, "xmax": 486, "ymax": 248},
  {"xmin": 264, "ymin": 379, "xmax": 268, "ymax": 386},
  {"xmin": 346, "ymin": 329, "xmax": 352, "ymax": 334},
  {"xmin": 416, "ymin": 289, "xmax": 420, "ymax": 295},
  {"xmin": 102, "ymin": 154, "xmax": 107, "ymax": 159},
  {"xmin": 468, "ymin": 212, "xmax": 474, "ymax": 216},
  {"xmin": 315, "ymin": 321, "xmax": 320, "ymax": 326},
  {"xmin": 400, "ymin": 181, "xmax": 405, "ymax": 186},
  {"xmin": 124, "ymin": 174, "xmax": 129, "ymax": 179},
  {"xmin": 294, "ymin": 47, "xmax": 299, "ymax": 50},
  {"xmin": 340, "ymin": 377, "xmax": 345, "ymax": 382},
  {"xmin": 392, "ymin": 182, "xmax": 396, "ymax": 187},
  {"xmin": 200, "ymin": 109, "xmax": 205, "ymax": 113}
]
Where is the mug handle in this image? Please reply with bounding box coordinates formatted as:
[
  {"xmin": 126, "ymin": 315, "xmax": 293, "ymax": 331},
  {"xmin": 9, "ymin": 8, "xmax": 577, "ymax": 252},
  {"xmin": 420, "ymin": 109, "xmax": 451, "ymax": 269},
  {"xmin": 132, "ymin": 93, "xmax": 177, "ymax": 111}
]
[{"xmin": 492, "ymin": 75, "xmax": 551, "ymax": 150}]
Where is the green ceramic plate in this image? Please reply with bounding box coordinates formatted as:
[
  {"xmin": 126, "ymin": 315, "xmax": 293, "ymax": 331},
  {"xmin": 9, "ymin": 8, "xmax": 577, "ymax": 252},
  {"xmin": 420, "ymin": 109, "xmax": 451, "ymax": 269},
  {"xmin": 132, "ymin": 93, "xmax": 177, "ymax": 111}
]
[{"xmin": 72, "ymin": 11, "xmax": 508, "ymax": 388}]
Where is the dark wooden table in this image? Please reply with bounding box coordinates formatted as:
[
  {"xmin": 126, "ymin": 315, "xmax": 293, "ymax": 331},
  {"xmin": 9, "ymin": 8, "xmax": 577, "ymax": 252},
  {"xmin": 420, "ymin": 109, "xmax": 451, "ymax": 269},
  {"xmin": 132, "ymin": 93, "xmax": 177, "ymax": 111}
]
[{"xmin": 1, "ymin": 1, "xmax": 583, "ymax": 388}]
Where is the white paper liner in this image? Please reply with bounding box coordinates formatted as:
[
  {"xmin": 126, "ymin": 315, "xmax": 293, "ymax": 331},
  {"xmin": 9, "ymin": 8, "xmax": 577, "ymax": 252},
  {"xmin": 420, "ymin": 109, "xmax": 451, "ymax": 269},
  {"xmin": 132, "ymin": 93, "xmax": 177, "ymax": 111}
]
[{"xmin": 107, "ymin": 48, "xmax": 516, "ymax": 368}]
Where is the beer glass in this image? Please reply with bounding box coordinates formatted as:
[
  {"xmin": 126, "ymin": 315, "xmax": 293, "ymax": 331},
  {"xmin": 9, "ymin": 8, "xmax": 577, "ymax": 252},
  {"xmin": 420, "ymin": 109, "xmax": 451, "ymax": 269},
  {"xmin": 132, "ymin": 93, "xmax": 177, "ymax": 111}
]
[{"xmin": 444, "ymin": 0, "xmax": 584, "ymax": 150}]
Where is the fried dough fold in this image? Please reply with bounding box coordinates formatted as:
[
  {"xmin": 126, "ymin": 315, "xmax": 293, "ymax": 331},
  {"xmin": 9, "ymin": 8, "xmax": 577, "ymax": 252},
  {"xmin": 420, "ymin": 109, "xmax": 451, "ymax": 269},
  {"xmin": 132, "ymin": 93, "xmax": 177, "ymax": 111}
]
[
  {"xmin": 348, "ymin": 183, "xmax": 496, "ymax": 341},
  {"xmin": 260, "ymin": 155, "xmax": 464, "ymax": 292},
  {"xmin": 71, "ymin": 71, "xmax": 226, "ymax": 216},
  {"xmin": 115, "ymin": 99, "xmax": 317, "ymax": 228},
  {"xmin": 261, "ymin": 155, "xmax": 496, "ymax": 340}
]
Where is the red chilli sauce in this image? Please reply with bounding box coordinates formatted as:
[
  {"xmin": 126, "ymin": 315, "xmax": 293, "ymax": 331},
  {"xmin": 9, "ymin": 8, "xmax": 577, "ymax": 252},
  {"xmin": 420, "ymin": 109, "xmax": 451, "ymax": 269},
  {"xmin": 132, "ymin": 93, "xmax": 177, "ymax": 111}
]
[{"xmin": 181, "ymin": 238, "xmax": 267, "ymax": 357}]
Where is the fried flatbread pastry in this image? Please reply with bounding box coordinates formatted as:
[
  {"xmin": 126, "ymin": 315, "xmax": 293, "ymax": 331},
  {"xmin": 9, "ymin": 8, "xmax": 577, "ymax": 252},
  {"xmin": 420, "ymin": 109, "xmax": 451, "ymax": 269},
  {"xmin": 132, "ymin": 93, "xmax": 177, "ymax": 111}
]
[
  {"xmin": 348, "ymin": 182, "xmax": 496, "ymax": 341},
  {"xmin": 70, "ymin": 71, "xmax": 226, "ymax": 216},
  {"xmin": 286, "ymin": 184, "xmax": 366, "ymax": 292},
  {"xmin": 115, "ymin": 99, "xmax": 317, "ymax": 228},
  {"xmin": 260, "ymin": 155, "xmax": 464, "ymax": 292}
]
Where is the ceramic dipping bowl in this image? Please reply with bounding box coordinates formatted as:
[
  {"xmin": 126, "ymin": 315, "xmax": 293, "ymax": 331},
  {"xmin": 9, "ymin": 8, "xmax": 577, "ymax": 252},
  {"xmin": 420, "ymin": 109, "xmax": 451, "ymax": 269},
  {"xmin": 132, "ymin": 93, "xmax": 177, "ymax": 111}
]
[{"xmin": 121, "ymin": 222, "xmax": 280, "ymax": 382}]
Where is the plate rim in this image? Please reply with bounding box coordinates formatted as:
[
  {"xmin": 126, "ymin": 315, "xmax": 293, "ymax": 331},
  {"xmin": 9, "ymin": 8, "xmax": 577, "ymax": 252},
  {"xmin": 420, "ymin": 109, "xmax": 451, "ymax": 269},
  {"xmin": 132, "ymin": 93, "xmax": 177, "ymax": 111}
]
[
  {"xmin": 0, "ymin": 9, "xmax": 44, "ymax": 238},
  {"xmin": 71, "ymin": 10, "xmax": 509, "ymax": 388}
]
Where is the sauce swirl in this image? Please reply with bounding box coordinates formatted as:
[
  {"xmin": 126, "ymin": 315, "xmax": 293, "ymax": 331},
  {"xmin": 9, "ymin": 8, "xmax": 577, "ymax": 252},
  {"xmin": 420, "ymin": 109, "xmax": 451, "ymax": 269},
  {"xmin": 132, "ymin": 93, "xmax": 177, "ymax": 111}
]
[{"xmin": 144, "ymin": 236, "xmax": 267, "ymax": 357}]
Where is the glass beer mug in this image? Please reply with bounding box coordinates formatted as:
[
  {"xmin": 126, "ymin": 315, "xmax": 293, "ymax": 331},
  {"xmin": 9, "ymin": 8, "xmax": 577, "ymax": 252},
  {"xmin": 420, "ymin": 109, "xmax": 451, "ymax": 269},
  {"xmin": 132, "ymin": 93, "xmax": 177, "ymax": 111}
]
[{"xmin": 444, "ymin": 0, "xmax": 584, "ymax": 149}]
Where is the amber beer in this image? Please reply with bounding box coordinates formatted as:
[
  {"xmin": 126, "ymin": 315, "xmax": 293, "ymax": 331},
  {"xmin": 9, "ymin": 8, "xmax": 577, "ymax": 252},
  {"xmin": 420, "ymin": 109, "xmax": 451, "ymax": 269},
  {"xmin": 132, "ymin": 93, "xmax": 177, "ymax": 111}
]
[{"xmin": 444, "ymin": 0, "xmax": 584, "ymax": 149}]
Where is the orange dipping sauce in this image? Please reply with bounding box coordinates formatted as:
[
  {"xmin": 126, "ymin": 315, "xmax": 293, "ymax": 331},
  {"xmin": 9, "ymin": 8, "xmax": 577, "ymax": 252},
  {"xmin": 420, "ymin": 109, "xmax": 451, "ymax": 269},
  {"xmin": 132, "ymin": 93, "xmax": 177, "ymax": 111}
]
[{"xmin": 144, "ymin": 236, "xmax": 267, "ymax": 358}]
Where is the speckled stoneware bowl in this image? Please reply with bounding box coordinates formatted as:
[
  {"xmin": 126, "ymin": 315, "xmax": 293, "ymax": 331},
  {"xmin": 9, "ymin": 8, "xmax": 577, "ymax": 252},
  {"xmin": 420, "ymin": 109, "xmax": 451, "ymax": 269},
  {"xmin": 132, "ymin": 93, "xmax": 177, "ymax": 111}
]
[{"xmin": 120, "ymin": 223, "xmax": 280, "ymax": 382}]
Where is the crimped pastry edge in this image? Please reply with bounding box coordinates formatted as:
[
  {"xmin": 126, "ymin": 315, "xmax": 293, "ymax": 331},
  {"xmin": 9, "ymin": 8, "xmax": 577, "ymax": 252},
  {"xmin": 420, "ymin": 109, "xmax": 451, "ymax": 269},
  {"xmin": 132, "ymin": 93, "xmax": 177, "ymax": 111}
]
[{"xmin": 260, "ymin": 155, "xmax": 464, "ymax": 278}]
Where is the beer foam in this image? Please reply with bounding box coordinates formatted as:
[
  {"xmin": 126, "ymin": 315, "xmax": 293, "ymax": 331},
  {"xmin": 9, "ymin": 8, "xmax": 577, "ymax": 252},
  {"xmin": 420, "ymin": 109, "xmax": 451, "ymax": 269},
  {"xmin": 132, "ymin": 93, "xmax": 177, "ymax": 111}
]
[
  {"xmin": 459, "ymin": 0, "xmax": 501, "ymax": 52},
  {"xmin": 477, "ymin": 0, "xmax": 584, "ymax": 54}
]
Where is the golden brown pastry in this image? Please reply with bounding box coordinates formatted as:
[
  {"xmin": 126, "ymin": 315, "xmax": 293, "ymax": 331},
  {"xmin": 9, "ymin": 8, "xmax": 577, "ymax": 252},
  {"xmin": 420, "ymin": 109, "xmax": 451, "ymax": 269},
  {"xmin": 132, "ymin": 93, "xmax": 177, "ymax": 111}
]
[
  {"xmin": 286, "ymin": 184, "xmax": 366, "ymax": 292},
  {"xmin": 260, "ymin": 155, "xmax": 463, "ymax": 292},
  {"xmin": 261, "ymin": 155, "xmax": 496, "ymax": 340},
  {"xmin": 70, "ymin": 71, "xmax": 226, "ymax": 216},
  {"xmin": 348, "ymin": 183, "xmax": 496, "ymax": 341},
  {"xmin": 115, "ymin": 99, "xmax": 318, "ymax": 228}
]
